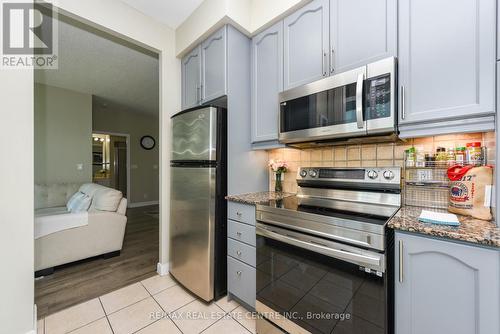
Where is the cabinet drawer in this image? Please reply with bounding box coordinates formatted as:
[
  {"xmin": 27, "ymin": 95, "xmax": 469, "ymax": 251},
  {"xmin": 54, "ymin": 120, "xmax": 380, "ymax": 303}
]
[
  {"xmin": 228, "ymin": 238, "xmax": 256, "ymax": 267},
  {"xmin": 228, "ymin": 220, "xmax": 256, "ymax": 246},
  {"xmin": 227, "ymin": 256, "xmax": 256, "ymax": 308},
  {"xmin": 228, "ymin": 202, "xmax": 255, "ymax": 225}
]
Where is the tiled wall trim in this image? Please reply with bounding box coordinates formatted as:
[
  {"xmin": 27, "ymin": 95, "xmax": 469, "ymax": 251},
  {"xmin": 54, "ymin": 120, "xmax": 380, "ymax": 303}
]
[{"xmin": 267, "ymin": 132, "xmax": 496, "ymax": 193}]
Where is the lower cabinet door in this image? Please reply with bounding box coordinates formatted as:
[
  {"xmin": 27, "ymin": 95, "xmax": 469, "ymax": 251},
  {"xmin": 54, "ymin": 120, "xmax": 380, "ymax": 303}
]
[
  {"xmin": 395, "ymin": 232, "xmax": 500, "ymax": 334},
  {"xmin": 227, "ymin": 256, "xmax": 256, "ymax": 308}
]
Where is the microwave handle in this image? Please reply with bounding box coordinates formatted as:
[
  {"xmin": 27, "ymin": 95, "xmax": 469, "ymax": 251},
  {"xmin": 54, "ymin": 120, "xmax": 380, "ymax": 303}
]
[{"xmin": 355, "ymin": 72, "xmax": 364, "ymax": 129}]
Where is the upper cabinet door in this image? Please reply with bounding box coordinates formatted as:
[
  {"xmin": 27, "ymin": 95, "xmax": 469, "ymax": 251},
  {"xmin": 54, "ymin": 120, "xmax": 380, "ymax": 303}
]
[
  {"xmin": 330, "ymin": 0, "xmax": 396, "ymax": 74},
  {"xmin": 283, "ymin": 0, "xmax": 330, "ymax": 90},
  {"xmin": 251, "ymin": 22, "xmax": 284, "ymax": 144},
  {"xmin": 181, "ymin": 46, "xmax": 202, "ymax": 110},
  {"xmin": 395, "ymin": 232, "xmax": 500, "ymax": 334},
  {"xmin": 201, "ymin": 26, "xmax": 227, "ymax": 103},
  {"xmin": 398, "ymin": 0, "xmax": 496, "ymax": 125}
]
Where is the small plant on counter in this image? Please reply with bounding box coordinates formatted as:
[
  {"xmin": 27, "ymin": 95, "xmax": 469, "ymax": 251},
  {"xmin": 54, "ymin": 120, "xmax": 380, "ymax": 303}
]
[{"xmin": 269, "ymin": 159, "xmax": 288, "ymax": 192}]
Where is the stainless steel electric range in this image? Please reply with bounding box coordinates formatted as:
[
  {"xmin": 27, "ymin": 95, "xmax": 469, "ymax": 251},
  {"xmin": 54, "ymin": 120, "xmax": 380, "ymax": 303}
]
[{"xmin": 255, "ymin": 167, "xmax": 401, "ymax": 334}]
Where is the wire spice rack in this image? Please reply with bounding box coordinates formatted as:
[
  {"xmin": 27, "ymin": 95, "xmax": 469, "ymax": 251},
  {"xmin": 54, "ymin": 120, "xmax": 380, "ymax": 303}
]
[{"xmin": 403, "ymin": 151, "xmax": 487, "ymax": 209}]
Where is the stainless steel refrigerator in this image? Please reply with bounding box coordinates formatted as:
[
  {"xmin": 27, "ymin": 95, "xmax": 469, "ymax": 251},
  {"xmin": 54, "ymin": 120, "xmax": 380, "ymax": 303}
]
[{"xmin": 169, "ymin": 106, "xmax": 227, "ymax": 302}]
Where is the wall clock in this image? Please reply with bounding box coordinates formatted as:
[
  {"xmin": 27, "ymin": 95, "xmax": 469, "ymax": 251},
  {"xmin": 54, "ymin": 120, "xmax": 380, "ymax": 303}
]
[{"xmin": 140, "ymin": 135, "xmax": 156, "ymax": 150}]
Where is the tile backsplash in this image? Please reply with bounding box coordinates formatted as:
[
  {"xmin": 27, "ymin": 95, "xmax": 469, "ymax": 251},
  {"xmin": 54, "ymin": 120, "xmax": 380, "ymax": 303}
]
[{"xmin": 267, "ymin": 132, "xmax": 496, "ymax": 193}]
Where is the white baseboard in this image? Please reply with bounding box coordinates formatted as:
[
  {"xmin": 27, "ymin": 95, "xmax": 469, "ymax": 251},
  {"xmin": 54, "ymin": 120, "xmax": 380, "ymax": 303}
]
[
  {"xmin": 128, "ymin": 200, "xmax": 159, "ymax": 208},
  {"xmin": 157, "ymin": 262, "xmax": 169, "ymax": 276}
]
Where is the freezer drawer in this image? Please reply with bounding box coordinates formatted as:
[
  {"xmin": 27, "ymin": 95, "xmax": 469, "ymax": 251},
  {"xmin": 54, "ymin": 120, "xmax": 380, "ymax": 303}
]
[{"xmin": 170, "ymin": 166, "xmax": 216, "ymax": 301}]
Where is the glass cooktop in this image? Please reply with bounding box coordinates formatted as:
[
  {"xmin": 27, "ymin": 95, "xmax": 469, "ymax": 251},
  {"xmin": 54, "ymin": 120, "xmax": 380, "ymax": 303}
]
[{"xmin": 260, "ymin": 196, "xmax": 390, "ymax": 226}]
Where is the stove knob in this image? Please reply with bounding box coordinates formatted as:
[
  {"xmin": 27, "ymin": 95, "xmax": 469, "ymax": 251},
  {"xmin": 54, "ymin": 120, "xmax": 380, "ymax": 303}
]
[
  {"xmin": 309, "ymin": 170, "xmax": 318, "ymax": 177},
  {"xmin": 299, "ymin": 170, "xmax": 308, "ymax": 178},
  {"xmin": 383, "ymin": 170, "xmax": 395, "ymax": 180},
  {"xmin": 367, "ymin": 170, "xmax": 378, "ymax": 179}
]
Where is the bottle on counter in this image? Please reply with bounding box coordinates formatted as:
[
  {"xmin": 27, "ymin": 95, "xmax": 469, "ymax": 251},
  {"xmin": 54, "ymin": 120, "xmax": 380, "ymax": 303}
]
[
  {"xmin": 455, "ymin": 147, "xmax": 466, "ymax": 165},
  {"xmin": 435, "ymin": 147, "xmax": 447, "ymax": 167},
  {"xmin": 446, "ymin": 148, "xmax": 455, "ymax": 165},
  {"xmin": 425, "ymin": 154, "xmax": 436, "ymax": 167},
  {"xmin": 416, "ymin": 150, "xmax": 426, "ymax": 167},
  {"xmin": 466, "ymin": 142, "xmax": 483, "ymax": 166}
]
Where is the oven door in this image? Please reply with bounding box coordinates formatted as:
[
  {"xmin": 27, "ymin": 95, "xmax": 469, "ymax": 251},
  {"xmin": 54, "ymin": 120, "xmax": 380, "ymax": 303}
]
[
  {"xmin": 278, "ymin": 66, "xmax": 367, "ymax": 144},
  {"xmin": 256, "ymin": 223, "xmax": 388, "ymax": 334}
]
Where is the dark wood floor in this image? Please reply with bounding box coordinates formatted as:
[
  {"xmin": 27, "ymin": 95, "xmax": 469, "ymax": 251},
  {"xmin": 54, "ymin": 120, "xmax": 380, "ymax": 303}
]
[{"xmin": 35, "ymin": 205, "xmax": 159, "ymax": 319}]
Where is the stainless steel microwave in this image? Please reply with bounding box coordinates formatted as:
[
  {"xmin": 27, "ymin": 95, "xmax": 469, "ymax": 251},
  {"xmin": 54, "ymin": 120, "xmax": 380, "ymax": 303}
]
[{"xmin": 278, "ymin": 57, "xmax": 397, "ymax": 144}]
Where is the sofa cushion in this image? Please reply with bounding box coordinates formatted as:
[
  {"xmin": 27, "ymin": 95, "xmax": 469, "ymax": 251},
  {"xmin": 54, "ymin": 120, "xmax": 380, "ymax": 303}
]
[
  {"xmin": 67, "ymin": 192, "xmax": 92, "ymax": 213},
  {"xmin": 78, "ymin": 183, "xmax": 123, "ymax": 212},
  {"xmin": 35, "ymin": 183, "xmax": 81, "ymax": 209},
  {"xmin": 93, "ymin": 188, "xmax": 122, "ymax": 212}
]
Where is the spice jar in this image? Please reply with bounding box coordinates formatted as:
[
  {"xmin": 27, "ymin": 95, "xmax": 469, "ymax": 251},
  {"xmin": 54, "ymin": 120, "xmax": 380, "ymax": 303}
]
[
  {"xmin": 455, "ymin": 147, "xmax": 466, "ymax": 165},
  {"xmin": 416, "ymin": 151, "xmax": 426, "ymax": 167},
  {"xmin": 466, "ymin": 142, "xmax": 482, "ymax": 165},
  {"xmin": 406, "ymin": 147, "xmax": 416, "ymax": 167},
  {"xmin": 435, "ymin": 147, "xmax": 447, "ymax": 167},
  {"xmin": 446, "ymin": 148, "xmax": 455, "ymax": 165}
]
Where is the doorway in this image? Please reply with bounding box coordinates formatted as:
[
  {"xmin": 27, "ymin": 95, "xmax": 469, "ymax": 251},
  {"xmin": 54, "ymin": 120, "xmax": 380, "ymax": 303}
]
[
  {"xmin": 34, "ymin": 11, "xmax": 161, "ymax": 318},
  {"xmin": 92, "ymin": 133, "xmax": 130, "ymax": 198}
]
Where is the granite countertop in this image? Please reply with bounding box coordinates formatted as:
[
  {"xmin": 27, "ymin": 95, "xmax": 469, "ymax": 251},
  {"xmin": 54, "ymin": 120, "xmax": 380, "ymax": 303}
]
[
  {"xmin": 226, "ymin": 191, "xmax": 295, "ymax": 205},
  {"xmin": 388, "ymin": 206, "xmax": 500, "ymax": 248}
]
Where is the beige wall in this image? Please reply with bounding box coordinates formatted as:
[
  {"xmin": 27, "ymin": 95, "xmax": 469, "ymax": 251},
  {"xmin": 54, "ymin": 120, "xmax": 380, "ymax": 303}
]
[
  {"xmin": 34, "ymin": 83, "xmax": 93, "ymax": 184},
  {"xmin": 175, "ymin": 0, "xmax": 311, "ymax": 56},
  {"xmin": 93, "ymin": 106, "xmax": 159, "ymax": 205},
  {"xmin": 268, "ymin": 132, "xmax": 496, "ymax": 194}
]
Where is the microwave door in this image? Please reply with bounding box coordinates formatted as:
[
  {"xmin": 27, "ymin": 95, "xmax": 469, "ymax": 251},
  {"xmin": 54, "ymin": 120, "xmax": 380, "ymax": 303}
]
[{"xmin": 279, "ymin": 66, "xmax": 367, "ymax": 143}]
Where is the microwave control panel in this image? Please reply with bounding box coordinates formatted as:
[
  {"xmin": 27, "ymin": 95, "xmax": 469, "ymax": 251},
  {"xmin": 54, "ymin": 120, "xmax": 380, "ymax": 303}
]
[{"xmin": 365, "ymin": 73, "xmax": 391, "ymax": 120}]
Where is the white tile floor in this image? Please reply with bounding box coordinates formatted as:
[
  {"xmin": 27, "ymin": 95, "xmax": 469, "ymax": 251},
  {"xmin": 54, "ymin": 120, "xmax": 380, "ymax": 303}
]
[{"xmin": 37, "ymin": 274, "xmax": 256, "ymax": 334}]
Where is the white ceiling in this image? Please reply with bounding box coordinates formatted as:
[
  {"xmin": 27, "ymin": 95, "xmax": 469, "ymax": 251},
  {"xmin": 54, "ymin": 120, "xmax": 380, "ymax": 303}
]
[
  {"xmin": 35, "ymin": 16, "xmax": 159, "ymax": 116},
  {"xmin": 120, "ymin": 0, "xmax": 204, "ymax": 29}
]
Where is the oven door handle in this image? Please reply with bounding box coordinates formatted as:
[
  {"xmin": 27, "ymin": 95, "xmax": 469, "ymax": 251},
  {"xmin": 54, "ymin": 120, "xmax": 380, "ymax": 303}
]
[
  {"xmin": 355, "ymin": 72, "xmax": 364, "ymax": 129},
  {"xmin": 256, "ymin": 225, "xmax": 381, "ymax": 268}
]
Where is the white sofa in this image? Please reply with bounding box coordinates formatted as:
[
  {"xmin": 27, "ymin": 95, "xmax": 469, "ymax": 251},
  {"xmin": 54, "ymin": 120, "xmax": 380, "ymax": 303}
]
[{"xmin": 34, "ymin": 183, "xmax": 127, "ymax": 274}]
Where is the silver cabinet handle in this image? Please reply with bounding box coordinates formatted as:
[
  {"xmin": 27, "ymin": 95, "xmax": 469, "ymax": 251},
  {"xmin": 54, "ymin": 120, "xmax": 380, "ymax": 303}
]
[
  {"xmin": 236, "ymin": 271, "xmax": 242, "ymax": 276},
  {"xmin": 200, "ymin": 84, "xmax": 204, "ymax": 103},
  {"xmin": 236, "ymin": 232, "xmax": 242, "ymax": 236},
  {"xmin": 399, "ymin": 240, "xmax": 404, "ymax": 283},
  {"xmin": 355, "ymin": 72, "xmax": 365, "ymax": 129},
  {"xmin": 236, "ymin": 211, "xmax": 242, "ymax": 217},
  {"xmin": 196, "ymin": 85, "xmax": 201, "ymax": 104},
  {"xmin": 322, "ymin": 51, "xmax": 327, "ymax": 76},
  {"xmin": 330, "ymin": 49, "xmax": 335, "ymax": 74},
  {"xmin": 236, "ymin": 250, "xmax": 242, "ymax": 256},
  {"xmin": 400, "ymin": 85, "xmax": 405, "ymax": 120}
]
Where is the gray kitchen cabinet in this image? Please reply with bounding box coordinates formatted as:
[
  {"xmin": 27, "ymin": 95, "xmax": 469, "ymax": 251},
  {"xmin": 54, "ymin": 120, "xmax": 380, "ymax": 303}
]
[
  {"xmin": 330, "ymin": 0, "xmax": 396, "ymax": 74},
  {"xmin": 227, "ymin": 201, "xmax": 258, "ymax": 309},
  {"xmin": 283, "ymin": 0, "xmax": 330, "ymax": 90},
  {"xmin": 251, "ymin": 21, "xmax": 284, "ymax": 147},
  {"xmin": 181, "ymin": 45, "xmax": 202, "ymax": 110},
  {"xmin": 398, "ymin": 0, "xmax": 496, "ymax": 137},
  {"xmin": 201, "ymin": 26, "xmax": 227, "ymax": 103},
  {"xmin": 395, "ymin": 232, "xmax": 500, "ymax": 334}
]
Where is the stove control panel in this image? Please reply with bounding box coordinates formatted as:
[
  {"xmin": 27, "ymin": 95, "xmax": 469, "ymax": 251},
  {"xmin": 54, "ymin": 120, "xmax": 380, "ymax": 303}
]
[{"xmin": 297, "ymin": 167, "xmax": 401, "ymax": 185}]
